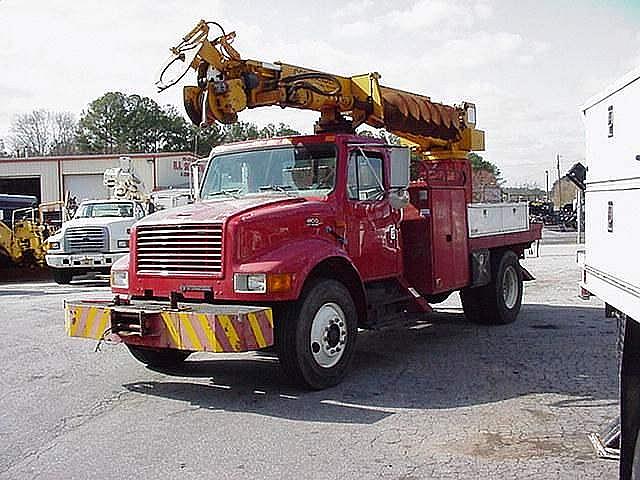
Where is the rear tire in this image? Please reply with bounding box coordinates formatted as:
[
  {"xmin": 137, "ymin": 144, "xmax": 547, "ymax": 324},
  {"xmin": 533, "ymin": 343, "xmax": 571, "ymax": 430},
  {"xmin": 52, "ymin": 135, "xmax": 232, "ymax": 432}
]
[
  {"xmin": 276, "ymin": 279, "xmax": 358, "ymax": 389},
  {"xmin": 126, "ymin": 345, "xmax": 191, "ymax": 367},
  {"xmin": 461, "ymin": 250, "xmax": 523, "ymax": 325},
  {"xmin": 632, "ymin": 432, "xmax": 640, "ymax": 480},
  {"xmin": 52, "ymin": 269, "xmax": 73, "ymax": 284}
]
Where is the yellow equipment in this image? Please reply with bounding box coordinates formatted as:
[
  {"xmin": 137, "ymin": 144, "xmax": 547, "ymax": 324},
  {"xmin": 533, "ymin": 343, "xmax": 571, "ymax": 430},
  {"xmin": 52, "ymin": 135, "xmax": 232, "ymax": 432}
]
[
  {"xmin": 0, "ymin": 202, "xmax": 68, "ymax": 267},
  {"xmin": 0, "ymin": 209, "xmax": 46, "ymax": 267},
  {"xmin": 157, "ymin": 20, "xmax": 484, "ymax": 156}
]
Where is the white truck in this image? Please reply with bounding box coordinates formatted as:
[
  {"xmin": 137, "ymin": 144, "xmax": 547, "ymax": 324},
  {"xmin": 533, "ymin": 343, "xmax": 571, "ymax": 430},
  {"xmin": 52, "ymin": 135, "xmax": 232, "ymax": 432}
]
[
  {"xmin": 581, "ymin": 66, "xmax": 640, "ymax": 479},
  {"xmin": 45, "ymin": 200, "xmax": 147, "ymax": 284}
]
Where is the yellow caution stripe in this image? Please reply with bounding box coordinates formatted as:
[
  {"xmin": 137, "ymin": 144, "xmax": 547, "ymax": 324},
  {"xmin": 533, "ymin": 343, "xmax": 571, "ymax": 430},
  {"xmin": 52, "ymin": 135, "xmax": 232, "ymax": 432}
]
[{"xmin": 65, "ymin": 302, "xmax": 274, "ymax": 352}]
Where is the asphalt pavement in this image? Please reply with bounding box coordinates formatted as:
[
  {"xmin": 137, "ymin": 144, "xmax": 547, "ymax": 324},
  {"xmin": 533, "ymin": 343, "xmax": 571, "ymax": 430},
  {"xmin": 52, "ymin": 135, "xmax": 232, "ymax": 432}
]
[{"xmin": 0, "ymin": 241, "xmax": 618, "ymax": 479}]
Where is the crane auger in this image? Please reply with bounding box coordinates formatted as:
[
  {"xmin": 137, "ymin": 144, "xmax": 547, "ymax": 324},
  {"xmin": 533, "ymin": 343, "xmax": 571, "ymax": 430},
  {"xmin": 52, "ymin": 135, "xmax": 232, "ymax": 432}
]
[{"xmin": 157, "ymin": 20, "xmax": 484, "ymax": 157}]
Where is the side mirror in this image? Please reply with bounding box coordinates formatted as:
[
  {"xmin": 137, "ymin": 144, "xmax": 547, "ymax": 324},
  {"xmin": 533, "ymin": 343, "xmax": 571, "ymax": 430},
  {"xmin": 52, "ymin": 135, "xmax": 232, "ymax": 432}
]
[
  {"xmin": 189, "ymin": 160, "xmax": 204, "ymax": 200},
  {"xmin": 389, "ymin": 188, "xmax": 410, "ymax": 210},
  {"xmin": 566, "ymin": 162, "xmax": 587, "ymax": 191},
  {"xmin": 389, "ymin": 147, "xmax": 410, "ymax": 189}
]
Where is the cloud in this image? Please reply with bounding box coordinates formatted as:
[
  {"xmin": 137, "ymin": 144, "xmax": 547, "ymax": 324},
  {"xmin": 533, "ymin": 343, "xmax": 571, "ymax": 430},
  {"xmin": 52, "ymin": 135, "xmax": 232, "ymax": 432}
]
[
  {"xmin": 383, "ymin": 0, "xmax": 494, "ymax": 31},
  {"xmin": 412, "ymin": 31, "xmax": 523, "ymax": 71},
  {"xmin": 385, "ymin": 0, "xmax": 470, "ymax": 30},
  {"xmin": 0, "ymin": 84, "xmax": 31, "ymax": 99},
  {"xmin": 333, "ymin": 0, "xmax": 375, "ymax": 18},
  {"xmin": 474, "ymin": 0, "xmax": 493, "ymax": 20}
]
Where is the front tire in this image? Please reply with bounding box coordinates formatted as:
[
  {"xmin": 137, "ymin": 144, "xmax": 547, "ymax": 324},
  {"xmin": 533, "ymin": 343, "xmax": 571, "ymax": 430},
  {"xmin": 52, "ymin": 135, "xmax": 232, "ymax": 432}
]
[
  {"xmin": 461, "ymin": 250, "xmax": 523, "ymax": 325},
  {"xmin": 126, "ymin": 345, "xmax": 191, "ymax": 367},
  {"xmin": 276, "ymin": 279, "xmax": 358, "ymax": 389},
  {"xmin": 52, "ymin": 269, "xmax": 73, "ymax": 284}
]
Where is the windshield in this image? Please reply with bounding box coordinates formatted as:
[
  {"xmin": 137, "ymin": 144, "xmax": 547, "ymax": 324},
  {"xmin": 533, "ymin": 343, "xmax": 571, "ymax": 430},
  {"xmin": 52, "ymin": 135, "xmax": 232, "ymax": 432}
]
[
  {"xmin": 200, "ymin": 144, "xmax": 337, "ymax": 199},
  {"xmin": 74, "ymin": 202, "xmax": 134, "ymax": 218}
]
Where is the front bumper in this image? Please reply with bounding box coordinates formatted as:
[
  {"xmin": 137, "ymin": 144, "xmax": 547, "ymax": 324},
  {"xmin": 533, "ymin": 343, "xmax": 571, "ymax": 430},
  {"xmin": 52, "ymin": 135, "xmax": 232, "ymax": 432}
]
[
  {"xmin": 46, "ymin": 252, "xmax": 127, "ymax": 269},
  {"xmin": 65, "ymin": 300, "xmax": 274, "ymax": 352}
]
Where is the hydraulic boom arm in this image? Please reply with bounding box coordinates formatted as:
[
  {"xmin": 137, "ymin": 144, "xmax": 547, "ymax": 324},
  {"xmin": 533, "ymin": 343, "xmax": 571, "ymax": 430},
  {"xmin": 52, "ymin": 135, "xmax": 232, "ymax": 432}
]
[{"xmin": 157, "ymin": 20, "xmax": 484, "ymax": 154}]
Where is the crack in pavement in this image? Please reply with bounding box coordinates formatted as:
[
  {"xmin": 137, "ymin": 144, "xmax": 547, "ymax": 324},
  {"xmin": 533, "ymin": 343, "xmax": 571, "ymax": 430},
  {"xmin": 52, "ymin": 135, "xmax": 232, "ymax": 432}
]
[{"xmin": 0, "ymin": 389, "xmax": 132, "ymax": 477}]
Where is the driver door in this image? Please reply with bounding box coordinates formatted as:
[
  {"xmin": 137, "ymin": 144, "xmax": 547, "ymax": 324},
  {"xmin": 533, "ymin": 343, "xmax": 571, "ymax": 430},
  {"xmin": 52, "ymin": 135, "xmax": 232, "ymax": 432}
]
[{"xmin": 345, "ymin": 149, "xmax": 401, "ymax": 280}]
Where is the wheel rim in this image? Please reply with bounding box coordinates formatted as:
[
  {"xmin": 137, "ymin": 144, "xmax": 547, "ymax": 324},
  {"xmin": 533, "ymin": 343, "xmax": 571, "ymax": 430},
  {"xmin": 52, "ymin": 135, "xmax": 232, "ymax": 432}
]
[
  {"xmin": 502, "ymin": 265, "xmax": 519, "ymax": 309},
  {"xmin": 309, "ymin": 302, "xmax": 348, "ymax": 369}
]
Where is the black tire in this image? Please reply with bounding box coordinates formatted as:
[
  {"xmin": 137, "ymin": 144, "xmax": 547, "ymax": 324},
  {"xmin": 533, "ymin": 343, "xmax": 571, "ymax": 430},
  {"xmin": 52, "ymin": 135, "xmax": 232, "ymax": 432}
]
[
  {"xmin": 126, "ymin": 345, "xmax": 191, "ymax": 367},
  {"xmin": 276, "ymin": 279, "xmax": 358, "ymax": 390},
  {"xmin": 461, "ymin": 250, "xmax": 523, "ymax": 325},
  {"xmin": 632, "ymin": 431, "xmax": 640, "ymax": 480},
  {"xmin": 52, "ymin": 269, "xmax": 73, "ymax": 284}
]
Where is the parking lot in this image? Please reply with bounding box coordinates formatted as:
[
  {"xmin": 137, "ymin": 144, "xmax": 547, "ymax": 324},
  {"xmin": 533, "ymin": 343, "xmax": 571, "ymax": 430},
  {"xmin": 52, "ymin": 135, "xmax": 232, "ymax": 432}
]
[{"xmin": 0, "ymin": 236, "xmax": 619, "ymax": 479}]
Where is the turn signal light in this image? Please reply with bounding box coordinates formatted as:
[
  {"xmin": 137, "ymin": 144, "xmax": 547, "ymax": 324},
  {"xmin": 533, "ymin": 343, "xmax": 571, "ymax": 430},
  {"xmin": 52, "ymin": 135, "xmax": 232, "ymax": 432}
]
[{"xmin": 268, "ymin": 273, "xmax": 292, "ymax": 293}]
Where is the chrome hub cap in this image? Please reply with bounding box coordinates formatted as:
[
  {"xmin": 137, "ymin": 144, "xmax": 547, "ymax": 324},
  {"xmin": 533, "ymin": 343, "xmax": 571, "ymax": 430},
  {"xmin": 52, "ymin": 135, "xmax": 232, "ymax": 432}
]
[
  {"xmin": 310, "ymin": 302, "xmax": 348, "ymax": 368},
  {"xmin": 502, "ymin": 265, "xmax": 519, "ymax": 309}
]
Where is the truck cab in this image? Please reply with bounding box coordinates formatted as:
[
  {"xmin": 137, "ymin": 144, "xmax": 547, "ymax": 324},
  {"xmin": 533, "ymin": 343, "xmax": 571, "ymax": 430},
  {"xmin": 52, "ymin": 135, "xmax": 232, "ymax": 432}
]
[{"xmin": 46, "ymin": 199, "xmax": 146, "ymax": 284}]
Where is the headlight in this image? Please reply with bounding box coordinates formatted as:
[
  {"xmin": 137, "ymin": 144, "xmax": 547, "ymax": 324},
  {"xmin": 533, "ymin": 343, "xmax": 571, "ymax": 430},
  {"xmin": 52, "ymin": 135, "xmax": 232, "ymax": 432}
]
[
  {"xmin": 117, "ymin": 239, "xmax": 129, "ymax": 249},
  {"xmin": 111, "ymin": 270, "xmax": 128, "ymax": 289},
  {"xmin": 234, "ymin": 273, "xmax": 266, "ymax": 293},
  {"xmin": 47, "ymin": 241, "xmax": 60, "ymax": 250}
]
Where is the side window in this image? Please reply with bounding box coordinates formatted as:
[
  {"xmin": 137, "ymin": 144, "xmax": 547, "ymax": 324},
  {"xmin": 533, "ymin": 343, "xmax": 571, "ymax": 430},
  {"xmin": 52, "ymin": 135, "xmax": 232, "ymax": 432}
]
[{"xmin": 347, "ymin": 151, "xmax": 385, "ymax": 201}]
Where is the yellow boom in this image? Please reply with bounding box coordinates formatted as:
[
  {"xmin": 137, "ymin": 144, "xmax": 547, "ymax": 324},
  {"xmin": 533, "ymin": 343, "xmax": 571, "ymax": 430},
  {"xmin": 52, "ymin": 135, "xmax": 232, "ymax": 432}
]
[{"xmin": 157, "ymin": 20, "xmax": 484, "ymax": 154}]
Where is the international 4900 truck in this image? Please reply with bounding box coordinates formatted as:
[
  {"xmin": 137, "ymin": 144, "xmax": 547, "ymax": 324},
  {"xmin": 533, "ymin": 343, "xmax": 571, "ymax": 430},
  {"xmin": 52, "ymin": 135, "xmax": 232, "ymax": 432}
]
[{"xmin": 65, "ymin": 21, "xmax": 542, "ymax": 389}]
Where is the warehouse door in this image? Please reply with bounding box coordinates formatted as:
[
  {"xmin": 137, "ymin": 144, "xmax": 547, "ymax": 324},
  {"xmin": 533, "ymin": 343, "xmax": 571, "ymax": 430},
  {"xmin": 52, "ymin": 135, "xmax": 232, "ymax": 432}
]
[
  {"xmin": 63, "ymin": 174, "xmax": 108, "ymax": 202},
  {"xmin": 0, "ymin": 176, "xmax": 41, "ymax": 202}
]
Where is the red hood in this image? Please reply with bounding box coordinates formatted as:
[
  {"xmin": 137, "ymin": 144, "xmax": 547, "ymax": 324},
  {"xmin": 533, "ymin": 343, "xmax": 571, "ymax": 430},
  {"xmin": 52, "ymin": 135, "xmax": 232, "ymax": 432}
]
[{"xmin": 137, "ymin": 195, "xmax": 306, "ymax": 226}]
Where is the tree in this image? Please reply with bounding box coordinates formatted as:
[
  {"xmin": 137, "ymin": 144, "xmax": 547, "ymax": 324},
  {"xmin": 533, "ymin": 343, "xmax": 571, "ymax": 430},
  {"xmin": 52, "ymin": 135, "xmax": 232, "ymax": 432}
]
[
  {"xmin": 191, "ymin": 121, "xmax": 300, "ymax": 156},
  {"xmin": 76, "ymin": 92, "xmax": 130, "ymax": 153},
  {"xmin": 50, "ymin": 112, "xmax": 77, "ymax": 154},
  {"xmin": 76, "ymin": 92, "xmax": 198, "ymax": 154},
  {"xmin": 467, "ymin": 152, "xmax": 502, "ymax": 183},
  {"xmin": 9, "ymin": 110, "xmax": 77, "ymax": 156},
  {"xmin": 258, "ymin": 123, "xmax": 300, "ymax": 138},
  {"xmin": 357, "ymin": 127, "xmax": 400, "ymax": 145},
  {"xmin": 77, "ymin": 91, "xmax": 301, "ymax": 155}
]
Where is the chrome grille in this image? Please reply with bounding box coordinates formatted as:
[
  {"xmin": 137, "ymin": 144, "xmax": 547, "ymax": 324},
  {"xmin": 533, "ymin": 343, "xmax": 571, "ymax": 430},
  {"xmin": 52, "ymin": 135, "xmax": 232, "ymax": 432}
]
[
  {"xmin": 136, "ymin": 223, "xmax": 223, "ymax": 275},
  {"xmin": 64, "ymin": 227, "xmax": 107, "ymax": 253}
]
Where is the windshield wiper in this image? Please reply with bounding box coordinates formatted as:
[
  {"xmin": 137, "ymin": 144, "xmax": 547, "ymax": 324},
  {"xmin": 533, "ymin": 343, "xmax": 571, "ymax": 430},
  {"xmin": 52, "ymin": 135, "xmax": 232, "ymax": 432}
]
[
  {"xmin": 206, "ymin": 189, "xmax": 241, "ymax": 199},
  {"xmin": 259, "ymin": 184, "xmax": 295, "ymax": 196}
]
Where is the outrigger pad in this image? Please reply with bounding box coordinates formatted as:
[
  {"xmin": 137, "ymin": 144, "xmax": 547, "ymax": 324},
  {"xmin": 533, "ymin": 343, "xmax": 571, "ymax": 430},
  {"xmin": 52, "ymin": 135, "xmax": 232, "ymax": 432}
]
[{"xmin": 588, "ymin": 417, "xmax": 620, "ymax": 460}]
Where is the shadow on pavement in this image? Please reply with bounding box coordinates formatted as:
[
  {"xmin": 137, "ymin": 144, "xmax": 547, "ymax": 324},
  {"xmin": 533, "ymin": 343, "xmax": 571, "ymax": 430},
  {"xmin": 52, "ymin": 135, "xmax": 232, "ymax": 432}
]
[
  {"xmin": 123, "ymin": 302, "xmax": 618, "ymax": 424},
  {"xmin": 0, "ymin": 266, "xmax": 51, "ymax": 283},
  {"xmin": 0, "ymin": 278, "xmax": 109, "ymax": 296}
]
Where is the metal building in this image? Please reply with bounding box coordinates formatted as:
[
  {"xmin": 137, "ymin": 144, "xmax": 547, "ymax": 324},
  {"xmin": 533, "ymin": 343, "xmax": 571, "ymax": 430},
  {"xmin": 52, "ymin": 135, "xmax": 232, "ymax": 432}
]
[{"xmin": 0, "ymin": 152, "xmax": 197, "ymax": 203}]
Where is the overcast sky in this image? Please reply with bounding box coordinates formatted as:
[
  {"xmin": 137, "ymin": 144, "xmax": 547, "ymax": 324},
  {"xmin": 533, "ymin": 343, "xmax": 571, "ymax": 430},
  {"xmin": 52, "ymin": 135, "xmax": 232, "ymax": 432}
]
[{"xmin": 1, "ymin": 0, "xmax": 639, "ymax": 186}]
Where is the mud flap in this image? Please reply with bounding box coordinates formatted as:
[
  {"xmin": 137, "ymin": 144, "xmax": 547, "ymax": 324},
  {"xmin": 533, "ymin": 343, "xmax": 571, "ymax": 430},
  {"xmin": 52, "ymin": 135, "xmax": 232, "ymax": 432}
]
[{"xmin": 520, "ymin": 265, "xmax": 535, "ymax": 282}]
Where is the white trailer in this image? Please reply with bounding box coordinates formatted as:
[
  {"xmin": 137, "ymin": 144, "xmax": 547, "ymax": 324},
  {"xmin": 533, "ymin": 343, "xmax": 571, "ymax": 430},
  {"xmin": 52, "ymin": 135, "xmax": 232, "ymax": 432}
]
[{"xmin": 582, "ymin": 66, "xmax": 640, "ymax": 480}]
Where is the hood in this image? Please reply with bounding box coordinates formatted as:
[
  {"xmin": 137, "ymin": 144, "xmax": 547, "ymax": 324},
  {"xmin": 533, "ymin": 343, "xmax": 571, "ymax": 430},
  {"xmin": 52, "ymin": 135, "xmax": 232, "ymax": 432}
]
[
  {"xmin": 62, "ymin": 216, "xmax": 137, "ymax": 229},
  {"xmin": 137, "ymin": 195, "xmax": 306, "ymax": 226}
]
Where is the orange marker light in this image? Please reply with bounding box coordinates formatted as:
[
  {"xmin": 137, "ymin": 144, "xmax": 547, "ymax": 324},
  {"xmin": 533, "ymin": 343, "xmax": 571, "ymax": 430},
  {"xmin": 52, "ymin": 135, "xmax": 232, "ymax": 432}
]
[{"xmin": 268, "ymin": 273, "xmax": 293, "ymax": 293}]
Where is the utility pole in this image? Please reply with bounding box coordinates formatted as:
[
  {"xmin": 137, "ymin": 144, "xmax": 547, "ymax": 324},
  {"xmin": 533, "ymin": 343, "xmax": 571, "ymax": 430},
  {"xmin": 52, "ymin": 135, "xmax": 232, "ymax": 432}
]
[
  {"xmin": 556, "ymin": 154, "xmax": 562, "ymax": 206},
  {"xmin": 545, "ymin": 170, "xmax": 549, "ymax": 201}
]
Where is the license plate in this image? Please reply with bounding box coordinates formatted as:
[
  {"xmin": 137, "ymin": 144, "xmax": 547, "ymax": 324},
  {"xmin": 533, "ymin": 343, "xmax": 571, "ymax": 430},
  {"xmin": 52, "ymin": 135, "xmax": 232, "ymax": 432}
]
[{"xmin": 79, "ymin": 257, "xmax": 94, "ymax": 265}]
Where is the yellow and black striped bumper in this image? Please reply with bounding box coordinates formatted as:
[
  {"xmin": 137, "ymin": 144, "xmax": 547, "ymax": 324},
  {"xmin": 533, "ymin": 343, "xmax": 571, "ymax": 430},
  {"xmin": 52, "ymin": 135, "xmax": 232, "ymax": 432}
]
[{"xmin": 65, "ymin": 300, "xmax": 274, "ymax": 352}]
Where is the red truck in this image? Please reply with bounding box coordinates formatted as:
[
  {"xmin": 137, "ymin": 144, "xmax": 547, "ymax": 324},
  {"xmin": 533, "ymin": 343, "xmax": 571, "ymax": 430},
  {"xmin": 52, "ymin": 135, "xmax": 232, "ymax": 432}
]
[
  {"xmin": 66, "ymin": 132, "xmax": 541, "ymax": 389},
  {"xmin": 64, "ymin": 21, "xmax": 541, "ymax": 389}
]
